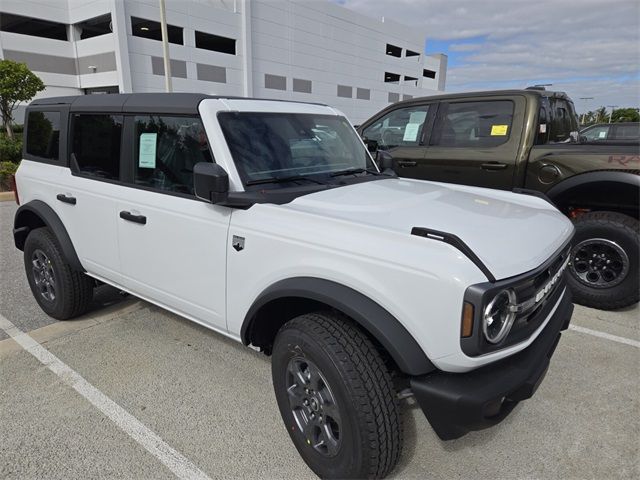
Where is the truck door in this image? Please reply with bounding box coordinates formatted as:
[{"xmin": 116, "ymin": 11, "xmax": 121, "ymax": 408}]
[
  {"xmin": 360, "ymin": 103, "xmax": 432, "ymax": 169},
  {"xmin": 116, "ymin": 114, "xmax": 231, "ymax": 331},
  {"xmin": 412, "ymin": 97, "xmax": 525, "ymax": 190}
]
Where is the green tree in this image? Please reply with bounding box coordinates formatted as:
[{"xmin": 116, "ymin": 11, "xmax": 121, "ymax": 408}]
[
  {"xmin": 611, "ymin": 107, "xmax": 640, "ymax": 123},
  {"xmin": 0, "ymin": 60, "xmax": 45, "ymax": 139},
  {"xmin": 595, "ymin": 106, "xmax": 608, "ymax": 123}
]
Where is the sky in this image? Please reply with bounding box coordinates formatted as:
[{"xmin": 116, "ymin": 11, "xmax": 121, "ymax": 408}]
[{"xmin": 337, "ymin": 0, "xmax": 640, "ymax": 113}]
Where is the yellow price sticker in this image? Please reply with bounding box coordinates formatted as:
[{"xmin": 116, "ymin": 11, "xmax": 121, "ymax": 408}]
[{"xmin": 491, "ymin": 125, "xmax": 509, "ymax": 136}]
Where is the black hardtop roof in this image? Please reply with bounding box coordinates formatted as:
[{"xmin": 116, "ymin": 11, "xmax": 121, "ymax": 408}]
[{"xmin": 28, "ymin": 93, "xmax": 328, "ymax": 114}]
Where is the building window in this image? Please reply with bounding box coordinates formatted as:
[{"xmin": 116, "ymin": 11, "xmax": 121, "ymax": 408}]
[
  {"xmin": 423, "ymin": 69, "xmax": 436, "ymax": 79},
  {"xmin": 197, "ymin": 64, "xmax": 226, "ymax": 83},
  {"xmin": 85, "ymin": 86, "xmax": 119, "ymax": 94},
  {"xmin": 151, "ymin": 57, "xmax": 187, "ymax": 78},
  {"xmin": 356, "ymin": 88, "xmax": 370, "ymax": 100},
  {"xmin": 26, "ymin": 111, "xmax": 61, "ymax": 160},
  {"xmin": 195, "ymin": 31, "xmax": 236, "ymax": 55},
  {"xmin": 386, "ymin": 44, "xmax": 402, "ymax": 57},
  {"xmin": 77, "ymin": 14, "xmax": 112, "ymax": 40},
  {"xmin": 403, "ymin": 94, "xmax": 413, "ymax": 100},
  {"xmin": 384, "ymin": 72, "xmax": 401, "ymax": 83},
  {"xmin": 265, "ymin": 74, "xmax": 286, "ymax": 90},
  {"xmin": 388, "ymin": 92, "xmax": 400, "ymax": 103},
  {"xmin": 0, "ymin": 13, "xmax": 67, "ymax": 41},
  {"xmin": 404, "ymin": 76, "xmax": 418, "ymax": 86},
  {"xmin": 71, "ymin": 114, "xmax": 123, "ymax": 180},
  {"xmin": 406, "ymin": 50, "xmax": 420, "ymax": 57},
  {"xmin": 293, "ymin": 78, "xmax": 312, "ymax": 93},
  {"xmin": 337, "ymin": 85, "xmax": 352, "ymax": 98},
  {"xmin": 131, "ymin": 16, "xmax": 183, "ymax": 45}
]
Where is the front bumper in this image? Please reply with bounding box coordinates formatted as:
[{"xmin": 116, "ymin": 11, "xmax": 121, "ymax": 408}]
[{"xmin": 410, "ymin": 287, "xmax": 573, "ymax": 440}]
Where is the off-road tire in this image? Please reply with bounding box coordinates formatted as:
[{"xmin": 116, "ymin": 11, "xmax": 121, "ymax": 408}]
[
  {"xmin": 24, "ymin": 227, "xmax": 94, "ymax": 320},
  {"xmin": 272, "ymin": 312, "xmax": 403, "ymax": 479},
  {"xmin": 568, "ymin": 211, "xmax": 639, "ymax": 310}
]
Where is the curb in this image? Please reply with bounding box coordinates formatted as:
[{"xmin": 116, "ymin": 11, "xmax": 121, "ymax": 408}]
[{"xmin": 0, "ymin": 191, "xmax": 15, "ymax": 202}]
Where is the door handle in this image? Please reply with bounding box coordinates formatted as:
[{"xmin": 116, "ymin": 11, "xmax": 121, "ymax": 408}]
[
  {"xmin": 56, "ymin": 194, "xmax": 77, "ymax": 205},
  {"xmin": 481, "ymin": 162, "xmax": 508, "ymax": 171},
  {"xmin": 397, "ymin": 160, "xmax": 417, "ymax": 167},
  {"xmin": 119, "ymin": 211, "xmax": 147, "ymax": 225}
]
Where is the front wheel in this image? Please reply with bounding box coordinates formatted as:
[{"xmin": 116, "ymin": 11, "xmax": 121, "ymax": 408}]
[
  {"xmin": 568, "ymin": 211, "xmax": 639, "ymax": 310},
  {"xmin": 271, "ymin": 312, "xmax": 403, "ymax": 479}
]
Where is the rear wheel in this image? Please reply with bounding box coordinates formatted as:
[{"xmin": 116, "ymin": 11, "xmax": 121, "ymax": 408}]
[
  {"xmin": 24, "ymin": 228, "xmax": 94, "ymax": 320},
  {"xmin": 271, "ymin": 312, "xmax": 402, "ymax": 479},
  {"xmin": 568, "ymin": 211, "xmax": 639, "ymax": 310}
]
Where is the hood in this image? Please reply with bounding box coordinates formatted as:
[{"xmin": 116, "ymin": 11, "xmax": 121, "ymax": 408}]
[{"xmin": 284, "ymin": 178, "xmax": 574, "ymax": 280}]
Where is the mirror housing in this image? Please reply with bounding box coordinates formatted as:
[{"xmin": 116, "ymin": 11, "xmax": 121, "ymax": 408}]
[
  {"xmin": 376, "ymin": 150, "xmax": 394, "ymax": 170},
  {"xmin": 194, "ymin": 162, "xmax": 229, "ymax": 204},
  {"xmin": 364, "ymin": 138, "xmax": 379, "ymax": 153}
]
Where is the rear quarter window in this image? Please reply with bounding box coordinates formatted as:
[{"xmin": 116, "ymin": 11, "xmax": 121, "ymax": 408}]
[{"xmin": 25, "ymin": 111, "xmax": 61, "ymax": 160}]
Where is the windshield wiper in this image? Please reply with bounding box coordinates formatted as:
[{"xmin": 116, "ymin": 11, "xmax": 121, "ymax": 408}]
[
  {"xmin": 246, "ymin": 175, "xmax": 326, "ymax": 186},
  {"xmin": 330, "ymin": 167, "xmax": 380, "ymax": 177}
]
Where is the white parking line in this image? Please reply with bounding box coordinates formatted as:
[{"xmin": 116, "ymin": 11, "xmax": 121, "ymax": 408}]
[
  {"xmin": 569, "ymin": 324, "xmax": 640, "ymax": 348},
  {"xmin": 0, "ymin": 313, "xmax": 212, "ymax": 480}
]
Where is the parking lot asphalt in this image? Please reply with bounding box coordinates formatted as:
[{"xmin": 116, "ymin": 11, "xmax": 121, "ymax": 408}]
[{"xmin": 1, "ymin": 200, "xmax": 638, "ymax": 479}]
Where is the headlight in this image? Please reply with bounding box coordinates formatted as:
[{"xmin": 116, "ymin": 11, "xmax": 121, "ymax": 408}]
[{"xmin": 482, "ymin": 289, "xmax": 516, "ymax": 344}]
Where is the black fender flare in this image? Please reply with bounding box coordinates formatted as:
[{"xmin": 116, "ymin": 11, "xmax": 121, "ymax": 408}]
[
  {"xmin": 241, "ymin": 277, "xmax": 436, "ymax": 376},
  {"xmin": 546, "ymin": 170, "xmax": 640, "ymax": 206},
  {"xmin": 13, "ymin": 200, "xmax": 85, "ymax": 272}
]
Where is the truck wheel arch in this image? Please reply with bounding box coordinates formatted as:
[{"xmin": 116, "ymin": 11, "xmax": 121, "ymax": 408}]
[
  {"xmin": 13, "ymin": 200, "xmax": 85, "ymax": 272},
  {"xmin": 241, "ymin": 277, "xmax": 436, "ymax": 376},
  {"xmin": 546, "ymin": 170, "xmax": 639, "ymax": 217}
]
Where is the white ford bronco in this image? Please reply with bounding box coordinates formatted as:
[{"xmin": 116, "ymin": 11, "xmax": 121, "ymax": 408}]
[{"xmin": 14, "ymin": 93, "xmax": 574, "ymax": 479}]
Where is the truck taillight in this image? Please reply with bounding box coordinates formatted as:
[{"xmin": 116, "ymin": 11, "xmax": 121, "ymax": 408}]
[{"xmin": 10, "ymin": 174, "xmax": 19, "ymax": 205}]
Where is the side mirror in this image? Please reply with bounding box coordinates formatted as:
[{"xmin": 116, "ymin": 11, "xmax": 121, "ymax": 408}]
[
  {"xmin": 376, "ymin": 150, "xmax": 394, "ymax": 169},
  {"xmin": 364, "ymin": 138, "xmax": 379, "ymax": 153},
  {"xmin": 376, "ymin": 150, "xmax": 396, "ymax": 176},
  {"xmin": 194, "ymin": 162, "xmax": 229, "ymax": 204}
]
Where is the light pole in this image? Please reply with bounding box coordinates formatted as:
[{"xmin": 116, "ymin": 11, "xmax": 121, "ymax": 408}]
[
  {"xmin": 607, "ymin": 105, "xmax": 618, "ymax": 124},
  {"xmin": 159, "ymin": 0, "xmax": 172, "ymax": 92},
  {"xmin": 579, "ymin": 97, "xmax": 594, "ymax": 125}
]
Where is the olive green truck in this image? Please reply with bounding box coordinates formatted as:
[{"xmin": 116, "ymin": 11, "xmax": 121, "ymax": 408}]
[{"xmin": 358, "ymin": 89, "xmax": 639, "ymax": 310}]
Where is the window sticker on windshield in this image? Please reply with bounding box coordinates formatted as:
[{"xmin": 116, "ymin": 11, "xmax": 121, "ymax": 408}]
[
  {"xmin": 490, "ymin": 125, "xmax": 509, "ymax": 136},
  {"xmin": 139, "ymin": 133, "xmax": 157, "ymax": 168},
  {"xmin": 598, "ymin": 131, "xmax": 607, "ymax": 138},
  {"xmin": 539, "ymin": 124, "xmax": 547, "ymax": 133},
  {"xmin": 403, "ymin": 123, "xmax": 420, "ymax": 141}
]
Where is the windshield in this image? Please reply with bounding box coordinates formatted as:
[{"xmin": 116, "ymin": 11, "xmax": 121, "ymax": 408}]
[{"xmin": 218, "ymin": 112, "xmax": 376, "ymax": 186}]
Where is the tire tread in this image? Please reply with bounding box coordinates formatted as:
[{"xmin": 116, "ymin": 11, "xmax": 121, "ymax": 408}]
[
  {"xmin": 570, "ymin": 211, "xmax": 639, "ymax": 310},
  {"xmin": 25, "ymin": 228, "xmax": 93, "ymax": 320},
  {"xmin": 285, "ymin": 312, "xmax": 403, "ymax": 479}
]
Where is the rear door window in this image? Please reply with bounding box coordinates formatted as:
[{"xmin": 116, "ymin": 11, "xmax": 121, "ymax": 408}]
[
  {"xmin": 71, "ymin": 114, "xmax": 123, "ymax": 180},
  {"xmin": 432, "ymin": 100, "xmax": 514, "ymax": 148},
  {"xmin": 611, "ymin": 124, "xmax": 639, "ymax": 141},
  {"xmin": 26, "ymin": 111, "xmax": 61, "ymax": 160},
  {"xmin": 132, "ymin": 115, "xmax": 212, "ymax": 195},
  {"xmin": 361, "ymin": 105, "xmax": 430, "ymax": 150},
  {"xmin": 582, "ymin": 125, "xmax": 610, "ymax": 141}
]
